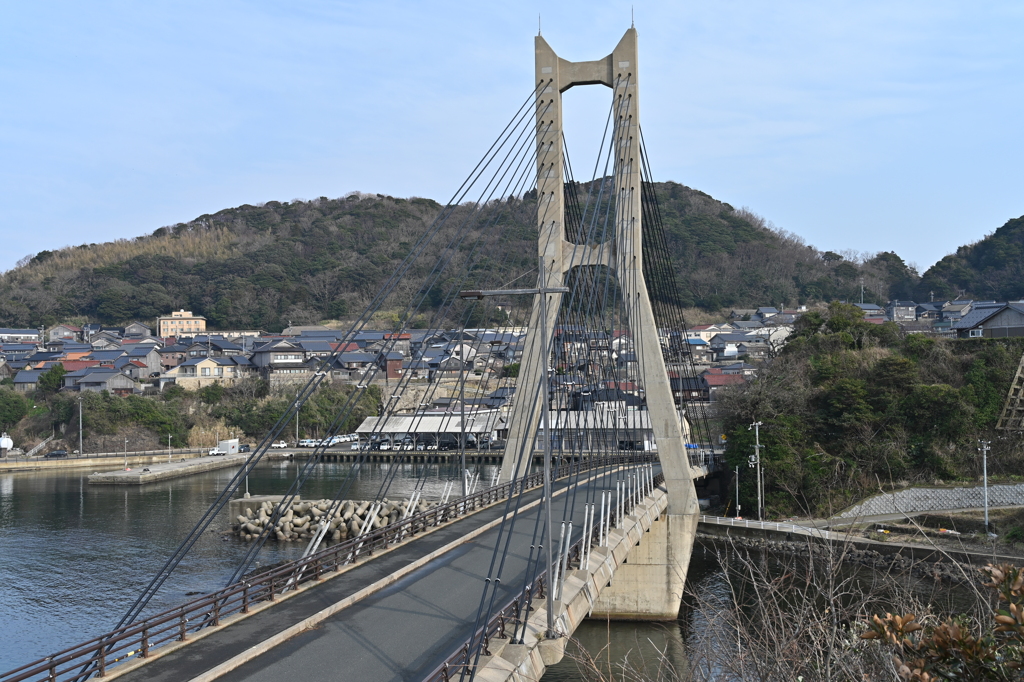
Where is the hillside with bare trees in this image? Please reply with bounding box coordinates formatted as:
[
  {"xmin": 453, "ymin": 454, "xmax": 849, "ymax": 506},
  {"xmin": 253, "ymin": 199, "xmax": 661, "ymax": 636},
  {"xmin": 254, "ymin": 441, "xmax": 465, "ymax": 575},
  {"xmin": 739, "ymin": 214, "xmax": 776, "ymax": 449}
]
[{"xmin": 0, "ymin": 183, "xmax": 925, "ymax": 330}]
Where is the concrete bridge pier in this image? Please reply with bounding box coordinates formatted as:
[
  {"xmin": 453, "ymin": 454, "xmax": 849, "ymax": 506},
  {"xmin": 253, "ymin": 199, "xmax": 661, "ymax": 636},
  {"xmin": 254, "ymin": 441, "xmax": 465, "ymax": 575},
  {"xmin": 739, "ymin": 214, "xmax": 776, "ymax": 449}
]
[{"xmin": 590, "ymin": 511, "xmax": 697, "ymax": 620}]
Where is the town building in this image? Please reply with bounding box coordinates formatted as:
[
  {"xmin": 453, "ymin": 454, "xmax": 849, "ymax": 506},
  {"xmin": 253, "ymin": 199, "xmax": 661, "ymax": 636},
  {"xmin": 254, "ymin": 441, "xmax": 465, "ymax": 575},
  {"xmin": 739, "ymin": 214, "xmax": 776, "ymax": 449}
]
[{"xmin": 157, "ymin": 310, "xmax": 207, "ymax": 337}]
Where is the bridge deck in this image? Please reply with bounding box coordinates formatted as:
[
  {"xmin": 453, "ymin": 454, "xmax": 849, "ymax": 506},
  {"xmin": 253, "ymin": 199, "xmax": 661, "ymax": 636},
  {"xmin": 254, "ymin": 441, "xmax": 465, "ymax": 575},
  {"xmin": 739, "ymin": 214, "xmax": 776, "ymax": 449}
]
[{"xmin": 114, "ymin": 467, "xmax": 632, "ymax": 682}]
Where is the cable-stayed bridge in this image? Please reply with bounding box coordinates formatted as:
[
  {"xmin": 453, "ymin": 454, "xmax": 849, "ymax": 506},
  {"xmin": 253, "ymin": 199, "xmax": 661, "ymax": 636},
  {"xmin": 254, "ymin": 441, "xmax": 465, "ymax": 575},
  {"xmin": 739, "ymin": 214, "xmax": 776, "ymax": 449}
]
[{"xmin": 1, "ymin": 27, "xmax": 723, "ymax": 682}]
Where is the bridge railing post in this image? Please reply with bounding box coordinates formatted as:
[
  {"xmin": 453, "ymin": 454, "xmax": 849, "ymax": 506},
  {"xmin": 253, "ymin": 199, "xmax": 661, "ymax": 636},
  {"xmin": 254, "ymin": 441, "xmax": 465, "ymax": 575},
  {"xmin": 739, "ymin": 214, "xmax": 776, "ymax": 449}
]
[
  {"xmin": 141, "ymin": 627, "xmax": 149, "ymax": 658},
  {"xmin": 178, "ymin": 609, "xmax": 188, "ymax": 641}
]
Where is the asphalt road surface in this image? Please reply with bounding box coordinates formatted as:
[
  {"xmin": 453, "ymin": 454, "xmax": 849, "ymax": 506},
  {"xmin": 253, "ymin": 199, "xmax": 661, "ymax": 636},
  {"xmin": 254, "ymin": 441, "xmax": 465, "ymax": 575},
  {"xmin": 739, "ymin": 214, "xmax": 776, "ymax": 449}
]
[{"xmin": 116, "ymin": 464, "xmax": 638, "ymax": 682}]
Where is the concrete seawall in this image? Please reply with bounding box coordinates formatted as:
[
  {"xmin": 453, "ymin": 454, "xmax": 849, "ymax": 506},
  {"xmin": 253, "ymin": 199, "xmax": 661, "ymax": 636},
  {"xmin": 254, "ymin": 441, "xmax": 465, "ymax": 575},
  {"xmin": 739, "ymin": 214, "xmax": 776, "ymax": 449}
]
[
  {"xmin": 88, "ymin": 455, "xmax": 247, "ymax": 485},
  {"xmin": 0, "ymin": 451, "xmax": 206, "ymax": 473}
]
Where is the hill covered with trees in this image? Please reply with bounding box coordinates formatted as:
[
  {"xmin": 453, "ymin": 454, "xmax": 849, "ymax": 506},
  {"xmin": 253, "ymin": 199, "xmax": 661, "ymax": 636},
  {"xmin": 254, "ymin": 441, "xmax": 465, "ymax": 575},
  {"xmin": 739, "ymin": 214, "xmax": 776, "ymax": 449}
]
[
  {"xmin": 720, "ymin": 303, "xmax": 1024, "ymax": 516},
  {"xmin": 916, "ymin": 215, "xmax": 1024, "ymax": 302},
  {"xmin": 0, "ymin": 183, "xmax": 992, "ymax": 330}
]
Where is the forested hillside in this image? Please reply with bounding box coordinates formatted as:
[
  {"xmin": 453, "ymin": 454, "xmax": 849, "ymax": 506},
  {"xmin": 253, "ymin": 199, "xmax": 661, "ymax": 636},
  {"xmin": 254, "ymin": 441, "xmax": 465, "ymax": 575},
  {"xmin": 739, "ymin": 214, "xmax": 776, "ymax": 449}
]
[
  {"xmin": 0, "ymin": 183, "xmax": 935, "ymax": 330},
  {"xmin": 916, "ymin": 215, "xmax": 1024, "ymax": 302}
]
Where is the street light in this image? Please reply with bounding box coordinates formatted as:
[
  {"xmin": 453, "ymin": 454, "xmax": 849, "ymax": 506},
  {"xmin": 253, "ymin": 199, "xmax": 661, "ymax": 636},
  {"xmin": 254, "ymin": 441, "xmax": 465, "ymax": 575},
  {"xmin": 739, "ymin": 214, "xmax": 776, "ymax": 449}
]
[
  {"xmin": 459, "ymin": 271, "xmax": 570, "ymax": 640},
  {"xmin": 123, "ymin": 437, "xmax": 129, "ymax": 470},
  {"xmin": 748, "ymin": 421, "xmax": 763, "ymax": 521}
]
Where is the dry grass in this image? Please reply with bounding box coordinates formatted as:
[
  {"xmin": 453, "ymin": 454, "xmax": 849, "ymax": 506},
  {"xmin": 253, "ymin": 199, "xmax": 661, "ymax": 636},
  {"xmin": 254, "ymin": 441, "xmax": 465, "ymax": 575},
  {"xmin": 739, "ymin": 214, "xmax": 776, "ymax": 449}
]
[{"xmin": 3, "ymin": 228, "xmax": 237, "ymax": 282}]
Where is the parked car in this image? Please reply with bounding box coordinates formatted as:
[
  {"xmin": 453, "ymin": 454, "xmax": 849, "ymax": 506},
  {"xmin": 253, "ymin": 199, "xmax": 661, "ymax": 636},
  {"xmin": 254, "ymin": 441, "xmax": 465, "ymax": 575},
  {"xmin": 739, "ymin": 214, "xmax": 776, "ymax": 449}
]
[
  {"xmin": 298, "ymin": 439, "xmax": 317, "ymax": 448},
  {"xmin": 270, "ymin": 441, "xmax": 288, "ymax": 449},
  {"xmin": 208, "ymin": 447, "xmax": 227, "ymax": 456},
  {"xmin": 238, "ymin": 444, "xmax": 251, "ymax": 453},
  {"xmin": 44, "ymin": 449, "xmax": 68, "ymax": 459}
]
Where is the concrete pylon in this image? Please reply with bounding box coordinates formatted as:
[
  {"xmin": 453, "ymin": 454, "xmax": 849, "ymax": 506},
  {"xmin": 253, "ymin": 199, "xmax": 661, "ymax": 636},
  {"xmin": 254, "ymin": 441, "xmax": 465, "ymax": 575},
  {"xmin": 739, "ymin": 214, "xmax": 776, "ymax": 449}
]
[{"xmin": 499, "ymin": 28, "xmax": 699, "ymax": 620}]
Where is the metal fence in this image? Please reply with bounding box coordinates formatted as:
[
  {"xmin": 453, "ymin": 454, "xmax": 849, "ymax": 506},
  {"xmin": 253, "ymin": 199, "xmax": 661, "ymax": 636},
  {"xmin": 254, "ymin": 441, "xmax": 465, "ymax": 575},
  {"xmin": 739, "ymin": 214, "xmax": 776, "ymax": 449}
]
[{"xmin": 0, "ymin": 454, "xmax": 656, "ymax": 682}]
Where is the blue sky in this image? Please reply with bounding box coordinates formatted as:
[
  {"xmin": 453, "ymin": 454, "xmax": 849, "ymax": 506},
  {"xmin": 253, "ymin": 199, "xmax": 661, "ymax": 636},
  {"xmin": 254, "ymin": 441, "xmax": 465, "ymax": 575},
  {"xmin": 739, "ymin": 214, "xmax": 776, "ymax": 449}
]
[{"xmin": 1, "ymin": 1, "xmax": 1022, "ymax": 273}]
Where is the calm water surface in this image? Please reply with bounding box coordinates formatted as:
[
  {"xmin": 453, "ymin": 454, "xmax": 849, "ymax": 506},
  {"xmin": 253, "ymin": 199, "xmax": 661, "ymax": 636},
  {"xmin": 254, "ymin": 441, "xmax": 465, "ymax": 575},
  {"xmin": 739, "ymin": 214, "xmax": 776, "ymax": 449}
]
[{"xmin": 0, "ymin": 459, "xmax": 493, "ymax": 671}]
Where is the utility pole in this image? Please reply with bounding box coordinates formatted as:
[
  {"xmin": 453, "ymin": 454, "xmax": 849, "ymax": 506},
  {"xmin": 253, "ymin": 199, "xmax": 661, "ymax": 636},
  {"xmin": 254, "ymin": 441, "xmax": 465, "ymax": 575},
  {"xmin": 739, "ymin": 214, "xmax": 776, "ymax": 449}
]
[
  {"xmin": 123, "ymin": 437, "xmax": 129, "ymax": 470},
  {"xmin": 748, "ymin": 421, "xmax": 763, "ymax": 520},
  {"xmin": 168, "ymin": 434, "xmax": 172, "ymax": 463},
  {"xmin": 734, "ymin": 465, "xmax": 741, "ymax": 518},
  {"xmin": 979, "ymin": 440, "xmax": 991, "ymax": 534},
  {"xmin": 78, "ymin": 396, "xmax": 83, "ymax": 457}
]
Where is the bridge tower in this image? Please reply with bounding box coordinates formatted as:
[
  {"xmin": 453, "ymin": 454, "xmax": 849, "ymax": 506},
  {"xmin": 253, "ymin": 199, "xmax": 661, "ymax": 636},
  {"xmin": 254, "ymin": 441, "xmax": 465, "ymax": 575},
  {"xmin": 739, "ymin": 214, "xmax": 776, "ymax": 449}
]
[{"xmin": 499, "ymin": 28, "xmax": 700, "ymax": 619}]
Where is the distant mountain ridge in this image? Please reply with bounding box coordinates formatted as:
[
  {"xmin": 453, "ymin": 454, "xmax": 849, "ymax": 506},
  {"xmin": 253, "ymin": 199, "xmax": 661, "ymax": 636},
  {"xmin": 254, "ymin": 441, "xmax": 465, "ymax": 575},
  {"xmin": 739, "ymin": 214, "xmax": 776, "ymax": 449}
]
[{"xmin": 1, "ymin": 183, "xmax": 1016, "ymax": 331}]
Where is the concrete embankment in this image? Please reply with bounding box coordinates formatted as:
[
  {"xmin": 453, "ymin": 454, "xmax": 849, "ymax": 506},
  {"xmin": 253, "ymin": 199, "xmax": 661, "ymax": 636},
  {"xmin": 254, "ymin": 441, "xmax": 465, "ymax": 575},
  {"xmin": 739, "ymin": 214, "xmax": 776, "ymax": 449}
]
[
  {"xmin": 0, "ymin": 450, "xmax": 206, "ymax": 473},
  {"xmin": 87, "ymin": 455, "xmax": 247, "ymax": 485},
  {"xmin": 230, "ymin": 496, "xmax": 442, "ymax": 543}
]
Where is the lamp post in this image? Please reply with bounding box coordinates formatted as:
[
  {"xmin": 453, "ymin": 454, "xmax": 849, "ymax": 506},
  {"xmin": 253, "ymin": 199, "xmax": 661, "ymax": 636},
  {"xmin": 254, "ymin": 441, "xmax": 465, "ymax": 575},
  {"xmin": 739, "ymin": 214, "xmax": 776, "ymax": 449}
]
[
  {"xmin": 123, "ymin": 437, "xmax": 129, "ymax": 470},
  {"xmin": 748, "ymin": 421, "xmax": 763, "ymax": 521},
  {"xmin": 168, "ymin": 434, "xmax": 172, "ymax": 463},
  {"xmin": 459, "ymin": 271, "xmax": 570, "ymax": 640},
  {"xmin": 979, "ymin": 440, "xmax": 991, "ymax": 534}
]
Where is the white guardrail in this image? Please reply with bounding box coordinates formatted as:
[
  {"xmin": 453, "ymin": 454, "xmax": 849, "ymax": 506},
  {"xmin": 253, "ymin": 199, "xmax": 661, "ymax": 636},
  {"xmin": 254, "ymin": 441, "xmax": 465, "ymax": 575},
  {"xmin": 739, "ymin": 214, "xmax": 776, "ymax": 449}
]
[{"xmin": 699, "ymin": 515, "xmax": 844, "ymax": 541}]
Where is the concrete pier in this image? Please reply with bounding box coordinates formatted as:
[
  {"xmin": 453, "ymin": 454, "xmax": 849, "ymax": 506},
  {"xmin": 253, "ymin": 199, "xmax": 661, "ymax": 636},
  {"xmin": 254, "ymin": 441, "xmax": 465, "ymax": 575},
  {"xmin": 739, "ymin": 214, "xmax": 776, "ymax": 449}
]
[{"xmin": 87, "ymin": 455, "xmax": 247, "ymax": 485}]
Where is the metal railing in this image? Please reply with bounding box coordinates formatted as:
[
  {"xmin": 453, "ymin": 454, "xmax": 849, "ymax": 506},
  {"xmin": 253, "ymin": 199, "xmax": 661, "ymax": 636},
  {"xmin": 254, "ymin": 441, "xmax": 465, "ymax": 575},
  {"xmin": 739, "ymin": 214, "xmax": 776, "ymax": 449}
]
[
  {"xmin": 426, "ymin": 471, "xmax": 666, "ymax": 682},
  {"xmin": 0, "ymin": 454, "xmax": 656, "ymax": 682}
]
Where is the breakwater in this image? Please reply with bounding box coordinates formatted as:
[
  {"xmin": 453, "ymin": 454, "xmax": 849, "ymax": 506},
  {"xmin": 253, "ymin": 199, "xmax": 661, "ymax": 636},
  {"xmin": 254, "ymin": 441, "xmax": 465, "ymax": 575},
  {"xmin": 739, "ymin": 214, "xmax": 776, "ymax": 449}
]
[
  {"xmin": 87, "ymin": 455, "xmax": 247, "ymax": 484},
  {"xmin": 231, "ymin": 496, "xmax": 441, "ymax": 542}
]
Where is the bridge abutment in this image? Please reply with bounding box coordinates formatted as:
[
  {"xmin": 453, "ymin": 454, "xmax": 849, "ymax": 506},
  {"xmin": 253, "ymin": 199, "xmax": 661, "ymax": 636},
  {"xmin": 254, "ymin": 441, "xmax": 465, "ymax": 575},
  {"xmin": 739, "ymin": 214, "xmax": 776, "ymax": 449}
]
[{"xmin": 589, "ymin": 511, "xmax": 696, "ymax": 620}]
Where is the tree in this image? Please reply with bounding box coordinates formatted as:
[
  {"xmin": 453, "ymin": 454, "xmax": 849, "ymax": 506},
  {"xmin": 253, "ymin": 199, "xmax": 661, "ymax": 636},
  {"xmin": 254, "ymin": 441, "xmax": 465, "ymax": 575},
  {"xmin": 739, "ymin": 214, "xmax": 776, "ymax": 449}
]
[
  {"xmin": 37, "ymin": 364, "xmax": 67, "ymax": 394},
  {"xmin": 0, "ymin": 389, "xmax": 29, "ymax": 430}
]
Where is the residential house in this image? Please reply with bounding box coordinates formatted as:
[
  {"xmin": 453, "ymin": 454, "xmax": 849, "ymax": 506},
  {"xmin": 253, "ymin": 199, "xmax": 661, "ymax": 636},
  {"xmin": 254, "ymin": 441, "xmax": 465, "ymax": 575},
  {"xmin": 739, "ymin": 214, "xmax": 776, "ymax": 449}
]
[
  {"xmin": 166, "ymin": 356, "xmax": 256, "ymax": 390},
  {"xmin": 854, "ymin": 303, "xmax": 886, "ymax": 320},
  {"xmin": 708, "ymin": 333, "xmax": 768, "ymax": 362},
  {"xmin": 377, "ymin": 351, "xmax": 404, "ymax": 379},
  {"xmin": 157, "ymin": 310, "xmax": 207, "ymax": 337},
  {"xmin": 76, "ymin": 368, "xmax": 138, "ymax": 395},
  {"xmin": 124, "ymin": 322, "xmax": 153, "ymax": 338},
  {"xmin": 887, "ymin": 301, "xmax": 918, "ymax": 322},
  {"xmin": 942, "ymin": 300, "xmax": 973, "ymax": 322},
  {"xmin": 185, "ymin": 337, "xmax": 244, "ymax": 359},
  {"xmin": 12, "ymin": 369, "xmax": 44, "ymax": 392},
  {"xmin": 670, "ymin": 375, "xmax": 710, "ymax": 403},
  {"xmin": 729, "ymin": 309, "xmax": 756, "ymax": 320},
  {"xmin": 158, "ymin": 344, "xmax": 189, "ymax": 371},
  {"xmin": 123, "ymin": 346, "xmax": 162, "ymax": 375},
  {"xmin": 685, "ymin": 338, "xmax": 711, "ymax": 364},
  {"xmin": 0, "ymin": 329, "xmax": 40, "ymax": 343},
  {"xmin": 915, "ymin": 302, "xmax": 943, "ymax": 321},
  {"xmin": 753, "ymin": 307, "xmax": 779, "ymax": 322},
  {"xmin": 720, "ymin": 362, "xmax": 758, "ymax": 377},
  {"xmin": 953, "ymin": 302, "xmax": 1024, "ymax": 339},
  {"xmin": 701, "ymin": 368, "xmax": 746, "ymax": 401},
  {"xmin": 49, "ymin": 324, "xmax": 83, "ymax": 342},
  {"xmin": 89, "ymin": 331, "xmax": 122, "ymax": 350}
]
